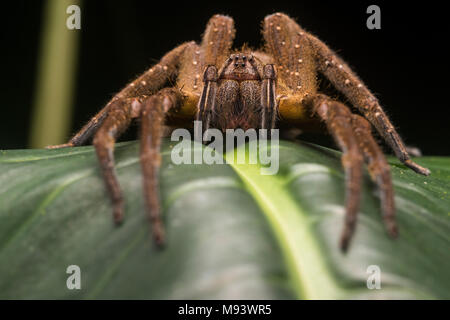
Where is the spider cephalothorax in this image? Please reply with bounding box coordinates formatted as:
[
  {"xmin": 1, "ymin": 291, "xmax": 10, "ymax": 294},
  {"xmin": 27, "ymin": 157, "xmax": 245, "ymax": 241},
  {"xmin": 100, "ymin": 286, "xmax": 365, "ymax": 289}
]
[
  {"xmin": 202, "ymin": 51, "xmax": 275, "ymax": 131},
  {"xmin": 48, "ymin": 13, "xmax": 430, "ymax": 251}
]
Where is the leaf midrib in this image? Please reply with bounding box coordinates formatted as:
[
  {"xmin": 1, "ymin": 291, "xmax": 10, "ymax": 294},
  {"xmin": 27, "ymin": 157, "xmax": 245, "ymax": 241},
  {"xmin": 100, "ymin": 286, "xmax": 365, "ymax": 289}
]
[{"xmin": 225, "ymin": 145, "xmax": 344, "ymax": 299}]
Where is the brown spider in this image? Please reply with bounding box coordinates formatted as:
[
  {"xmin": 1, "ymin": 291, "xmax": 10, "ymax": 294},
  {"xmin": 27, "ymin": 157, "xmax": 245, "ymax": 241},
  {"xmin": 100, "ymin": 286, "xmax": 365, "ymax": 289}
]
[{"xmin": 48, "ymin": 13, "xmax": 430, "ymax": 251}]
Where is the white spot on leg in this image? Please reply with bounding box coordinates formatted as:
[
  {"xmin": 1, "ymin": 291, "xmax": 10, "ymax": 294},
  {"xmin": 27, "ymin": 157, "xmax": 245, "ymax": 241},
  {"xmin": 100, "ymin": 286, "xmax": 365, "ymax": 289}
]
[
  {"xmin": 141, "ymin": 80, "xmax": 147, "ymax": 85},
  {"xmin": 345, "ymin": 79, "xmax": 350, "ymax": 85},
  {"xmin": 131, "ymin": 99, "xmax": 142, "ymax": 117}
]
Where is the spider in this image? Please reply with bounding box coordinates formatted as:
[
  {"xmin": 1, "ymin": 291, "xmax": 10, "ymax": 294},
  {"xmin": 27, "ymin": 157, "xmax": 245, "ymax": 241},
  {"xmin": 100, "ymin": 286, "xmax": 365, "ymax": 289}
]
[{"xmin": 48, "ymin": 13, "xmax": 430, "ymax": 251}]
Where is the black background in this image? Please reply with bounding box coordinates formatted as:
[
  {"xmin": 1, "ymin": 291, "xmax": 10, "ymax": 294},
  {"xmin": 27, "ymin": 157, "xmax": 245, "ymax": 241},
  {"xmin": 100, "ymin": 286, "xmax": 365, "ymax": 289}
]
[{"xmin": 3, "ymin": 1, "xmax": 449, "ymax": 154}]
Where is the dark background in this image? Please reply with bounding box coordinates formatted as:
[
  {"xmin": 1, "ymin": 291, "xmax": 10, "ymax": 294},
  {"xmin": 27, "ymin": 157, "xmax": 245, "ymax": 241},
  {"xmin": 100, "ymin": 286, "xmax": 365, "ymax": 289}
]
[{"xmin": 3, "ymin": 1, "xmax": 449, "ymax": 154}]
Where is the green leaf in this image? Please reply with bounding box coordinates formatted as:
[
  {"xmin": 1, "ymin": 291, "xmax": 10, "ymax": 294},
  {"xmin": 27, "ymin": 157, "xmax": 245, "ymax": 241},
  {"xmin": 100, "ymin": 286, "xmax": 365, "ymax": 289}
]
[{"xmin": 0, "ymin": 140, "xmax": 448, "ymax": 299}]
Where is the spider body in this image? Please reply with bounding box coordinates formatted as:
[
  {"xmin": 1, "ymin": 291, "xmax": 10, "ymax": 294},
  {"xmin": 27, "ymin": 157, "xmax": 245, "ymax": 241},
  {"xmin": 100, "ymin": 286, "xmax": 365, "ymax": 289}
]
[{"xmin": 48, "ymin": 13, "xmax": 430, "ymax": 251}]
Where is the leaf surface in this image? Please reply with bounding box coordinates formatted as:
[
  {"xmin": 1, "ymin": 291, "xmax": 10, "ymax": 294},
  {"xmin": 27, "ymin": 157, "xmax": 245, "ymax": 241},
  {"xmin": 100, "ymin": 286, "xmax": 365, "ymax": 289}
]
[{"xmin": 0, "ymin": 140, "xmax": 448, "ymax": 299}]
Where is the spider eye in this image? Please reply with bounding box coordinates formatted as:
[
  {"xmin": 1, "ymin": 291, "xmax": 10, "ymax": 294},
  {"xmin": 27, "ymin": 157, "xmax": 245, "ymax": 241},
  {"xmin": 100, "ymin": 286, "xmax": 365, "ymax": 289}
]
[{"xmin": 242, "ymin": 55, "xmax": 247, "ymax": 60}]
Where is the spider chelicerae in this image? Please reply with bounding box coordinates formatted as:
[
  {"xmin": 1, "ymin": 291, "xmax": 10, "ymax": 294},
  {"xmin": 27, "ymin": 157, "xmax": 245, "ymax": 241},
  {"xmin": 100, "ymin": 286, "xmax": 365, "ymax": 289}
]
[{"xmin": 48, "ymin": 13, "xmax": 430, "ymax": 251}]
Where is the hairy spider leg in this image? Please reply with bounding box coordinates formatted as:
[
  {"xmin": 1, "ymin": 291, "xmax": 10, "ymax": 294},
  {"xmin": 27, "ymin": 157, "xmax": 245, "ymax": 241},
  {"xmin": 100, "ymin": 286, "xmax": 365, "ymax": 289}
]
[
  {"xmin": 311, "ymin": 96, "xmax": 364, "ymax": 251},
  {"xmin": 263, "ymin": 13, "xmax": 318, "ymax": 100},
  {"xmin": 263, "ymin": 13, "xmax": 404, "ymax": 250},
  {"xmin": 47, "ymin": 42, "xmax": 193, "ymax": 244},
  {"xmin": 140, "ymin": 88, "xmax": 183, "ymax": 246},
  {"xmin": 93, "ymin": 98, "xmax": 139, "ymax": 224},
  {"xmin": 311, "ymin": 95, "xmax": 398, "ymax": 250},
  {"xmin": 201, "ymin": 15, "xmax": 236, "ymax": 67},
  {"xmin": 47, "ymin": 42, "xmax": 193, "ymax": 149},
  {"xmin": 263, "ymin": 12, "xmax": 425, "ymax": 250},
  {"xmin": 350, "ymin": 113, "xmax": 397, "ymax": 237},
  {"xmin": 196, "ymin": 15, "xmax": 235, "ymax": 132},
  {"xmin": 306, "ymin": 28, "xmax": 430, "ymax": 176}
]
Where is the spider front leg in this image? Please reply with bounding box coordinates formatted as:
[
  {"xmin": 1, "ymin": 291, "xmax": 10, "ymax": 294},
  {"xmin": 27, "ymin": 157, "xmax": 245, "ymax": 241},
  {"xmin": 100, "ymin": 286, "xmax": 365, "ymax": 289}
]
[
  {"xmin": 310, "ymin": 94, "xmax": 398, "ymax": 250},
  {"xmin": 351, "ymin": 114, "xmax": 397, "ymax": 236},
  {"xmin": 196, "ymin": 14, "xmax": 235, "ymax": 133},
  {"xmin": 310, "ymin": 95, "xmax": 364, "ymax": 250},
  {"xmin": 140, "ymin": 88, "xmax": 182, "ymax": 246},
  {"xmin": 93, "ymin": 97, "xmax": 142, "ymax": 224},
  {"xmin": 93, "ymin": 88, "xmax": 181, "ymax": 246}
]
